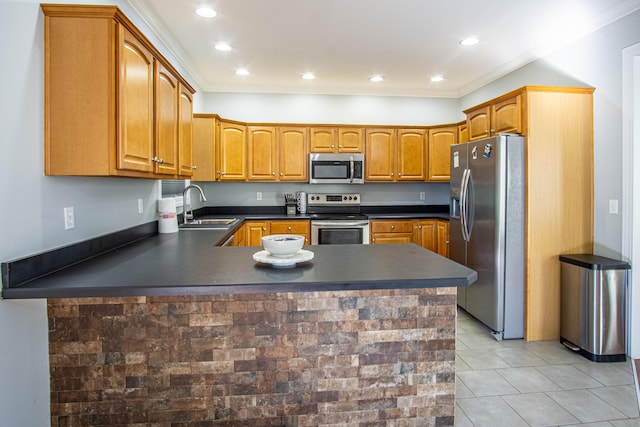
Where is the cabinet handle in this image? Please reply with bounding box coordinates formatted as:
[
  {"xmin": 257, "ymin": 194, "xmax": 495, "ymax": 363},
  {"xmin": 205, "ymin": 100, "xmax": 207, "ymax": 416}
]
[{"xmin": 152, "ymin": 157, "xmax": 164, "ymax": 164}]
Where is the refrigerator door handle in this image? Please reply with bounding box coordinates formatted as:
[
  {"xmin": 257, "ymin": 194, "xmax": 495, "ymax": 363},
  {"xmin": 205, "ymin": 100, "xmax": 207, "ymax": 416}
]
[{"xmin": 460, "ymin": 168, "xmax": 471, "ymax": 241}]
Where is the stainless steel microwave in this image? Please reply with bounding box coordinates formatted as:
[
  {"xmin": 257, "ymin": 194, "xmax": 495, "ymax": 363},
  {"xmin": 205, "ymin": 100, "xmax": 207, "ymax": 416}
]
[{"xmin": 309, "ymin": 153, "xmax": 365, "ymax": 184}]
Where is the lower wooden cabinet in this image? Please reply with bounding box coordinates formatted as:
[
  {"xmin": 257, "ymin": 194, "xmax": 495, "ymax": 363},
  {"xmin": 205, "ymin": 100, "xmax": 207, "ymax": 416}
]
[
  {"xmin": 238, "ymin": 220, "xmax": 310, "ymax": 246},
  {"xmin": 370, "ymin": 220, "xmax": 414, "ymax": 244},
  {"xmin": 370, "ymin": 219, "xmax": 449, "ymax": 256}
]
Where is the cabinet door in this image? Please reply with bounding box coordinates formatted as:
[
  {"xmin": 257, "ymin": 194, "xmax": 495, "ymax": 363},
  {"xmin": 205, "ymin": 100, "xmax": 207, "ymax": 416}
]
[
  {"xmin": 118, "ymin": 28, "xmax": 154, "ymax": 173},
  {"xmin": 492, "ymin": 95, "xmax": 522, "ymax": 135},
  {"xmin": 371, "ymin": 220, "xmax": 414, "ymax": 233},
  {"xmin": 218, "ymin": 122, "xmax": 247, "ymax": 181},
  {"xmin": 338, "ymin": 128, "xmax": 363, "ymax": 152},
  {"xmin": 233, "ymin": 225, "xmax": 246, "ymax": 246},
  {"xmin": 414, "ymin": 220, "xmax": 438, "ymax": 252},
  {"xmin": 371, "ymin": 233, "xmax": 413, "ymax": 244},
  {"xmin": 428, "ymin": 126, "xmax": 457, "ymax": 181},
  {"xmin": 178, "ymin": 85, "xmax": 194, "ymax": 177},
  {"xmin": 365, "ymin": 129, "xmax": 396, "ymax": 181},
  {"xmin": 245, "ymin": 221, "xmax": 270, "ymax": 246},
  {"xmin": 437, "ymin": 220, "xmax": 450, "ymax": 257},
  {"xmin": 458, "ymin": 122, "xmax": 469, "ymax": 144},
  {"xmin": 310, "ymin": 127, "xmax": 336, "ymax": 152},
  {"xmin": 270, "ymin": 220, "xmax": 310, "ymax": 243},
  {"xmin": 154, "ymin": 61, "xmax": 179, "ymax": 175},
  {"xmin": 248, "ymin": 126, "xmax": 277, "ymax": 181},
  {"xmin": 192, "ymin": 115, "xmax": 216, "ymax": 181},
  {"xmin": 279, "ymin": 127, "xmax": 308, "ymax": 181},
  {"xmin": 397, "ymin": 129, "xmax": 426, "ymax": 181},
  {"xmin": 466, "ymin": 105, "xmax": 491, "ymax": 141}
]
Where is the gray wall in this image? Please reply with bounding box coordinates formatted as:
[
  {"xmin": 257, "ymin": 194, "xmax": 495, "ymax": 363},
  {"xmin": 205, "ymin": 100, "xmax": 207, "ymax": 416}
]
[
  {"xmin": 460, "ymin": 9, "xmax": 640, "ymax": 258},
  {"xmin": 1, "ymin": 1, "xmax": 639, "ymax": 425}
]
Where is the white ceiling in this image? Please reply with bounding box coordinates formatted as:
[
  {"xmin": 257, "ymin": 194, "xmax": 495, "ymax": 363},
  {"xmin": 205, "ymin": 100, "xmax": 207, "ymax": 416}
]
[{"xmin": 129, "ymin": 0, "xmax": 640, "ymax": 97}]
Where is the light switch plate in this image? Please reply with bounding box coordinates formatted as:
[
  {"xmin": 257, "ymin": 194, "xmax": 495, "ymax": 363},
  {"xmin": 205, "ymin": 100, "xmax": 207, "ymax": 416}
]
[
  {"xmin": 138, "ymin": 198, "xmax": 144, "ymax": 214},
  {"xmin": 609, "ymin": 199, "xmax": 619, "ymax": 214}
]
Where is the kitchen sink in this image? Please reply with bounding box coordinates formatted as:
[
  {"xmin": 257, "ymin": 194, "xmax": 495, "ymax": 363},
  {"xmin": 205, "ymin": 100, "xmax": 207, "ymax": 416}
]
[
  {"xmin": 188, "ymin": 218, "xmax": 237, "ymax": 225},
  {"xmin": 179, "ymin": 218, "xmax": 239, "ymax": 230}
]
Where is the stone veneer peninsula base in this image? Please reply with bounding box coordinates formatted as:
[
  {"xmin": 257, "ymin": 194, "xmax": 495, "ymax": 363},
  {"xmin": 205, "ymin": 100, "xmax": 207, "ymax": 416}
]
[{"xmin": 48, "ymin": 287, "xmax": 457, "ymax": 426}]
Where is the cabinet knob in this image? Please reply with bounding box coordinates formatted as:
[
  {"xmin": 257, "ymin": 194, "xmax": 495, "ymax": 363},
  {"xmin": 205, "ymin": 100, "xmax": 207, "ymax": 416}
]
[
  {"xmin": 220, "ymin": 171, "xmax": 225, "ymax": 175},
  {"xmin": 391, "ymin": 172, "xmax": 394, "ymax": 177},
  {"xmin": 331, "ymin": 144, "xmax": 335, "ymax": 148},
  {"xmin": 398, "ymin": 173, "xmax": 402, "ymax": 176},
  {"xmin": 262, "ymin": 227, "xmax": 266, "ymax": 231},
  {"xmin": 490, "ymin": 128, "xmax": 495, "ymax": 133},
  {"xmin": 272, "ymin": 172, "xmax": 275, "ymax": 176},
  {"xmin": 152, "ymin": 157, "xmax": 164, "ymax": 164},
  {"xmin": 280, "ymin": 172, "xmax": 283, "ymax": 176},
  {"xmin": 288, "ymin": 226, "xmax": 292, "ymax": 230},
  {"xmin": 192, "ymin": 165, "xmax": 197, "ymax": 170},
  {"xmin": 391, "ymin": 225, "xmax": 395, "ymax": 229}
]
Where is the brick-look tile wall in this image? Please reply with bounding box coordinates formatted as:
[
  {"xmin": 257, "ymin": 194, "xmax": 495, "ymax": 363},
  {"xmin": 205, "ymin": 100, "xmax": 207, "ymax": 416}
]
[{"xmin": 48, "ymin": 287, "xmax": 457, "ymax": 426}]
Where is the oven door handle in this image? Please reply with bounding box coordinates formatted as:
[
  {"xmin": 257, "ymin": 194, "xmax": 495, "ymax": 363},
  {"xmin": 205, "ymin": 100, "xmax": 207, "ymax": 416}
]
[{"xmin": 312, "ymin": 221, "xmax": 369, "ymax": 227}]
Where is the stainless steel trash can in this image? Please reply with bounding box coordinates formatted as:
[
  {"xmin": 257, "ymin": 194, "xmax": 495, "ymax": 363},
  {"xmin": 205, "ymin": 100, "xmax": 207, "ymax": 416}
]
[{"xmin": 559, "ymin": 254, "xmax": 630, "ymax": 362}]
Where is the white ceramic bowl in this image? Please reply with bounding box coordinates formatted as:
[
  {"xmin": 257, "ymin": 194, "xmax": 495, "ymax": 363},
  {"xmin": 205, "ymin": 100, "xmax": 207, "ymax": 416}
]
[{"xmin": 261, "ymin": 234, "xmax": 305, "ymax": 257}]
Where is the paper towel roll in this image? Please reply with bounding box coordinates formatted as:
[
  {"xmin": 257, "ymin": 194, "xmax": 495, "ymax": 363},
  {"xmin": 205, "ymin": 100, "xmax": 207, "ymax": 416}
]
[
  {"xmin": 157, "ymin": 197, "xmax": 177, "ymax": 214},
  {"xmin": 157, "ymin": 198, "xmax": 178, "ymax": 234}
]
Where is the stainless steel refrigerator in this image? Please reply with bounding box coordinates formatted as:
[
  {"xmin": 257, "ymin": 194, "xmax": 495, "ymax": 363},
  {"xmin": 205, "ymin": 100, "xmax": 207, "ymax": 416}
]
[{"xmin": 450, "ymin": 134, "xmax": 525, "ymax": 340}]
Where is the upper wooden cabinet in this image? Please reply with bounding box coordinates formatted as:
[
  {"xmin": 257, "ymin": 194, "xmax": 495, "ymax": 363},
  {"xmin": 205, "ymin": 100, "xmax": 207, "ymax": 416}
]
[
  {"xmin": 192, "ymin": 114, "xmax": 217, "ymax": 181},
  {"xmin": 428, "ymin": 125, "xmax": 458, "ymax": 181},
  {"xmin": 365, "ymin": 128, "xmax": 426, "ymax": 182},
  {"xmin": 42, "ymin": 4, "xmax": 195, "ymax": 178},
  {"xmin": 248, "ymin": 126, "xmax": 277, "ymax": 181},
  {"xmin": 247, "ymin": 126, "xmax": 308, "ymax": 182},
  {"xmin": 178, "ymin": 87, "xmax": 194, "ymax": 177},
  {"xmin": 218, "ymin": 121, "xmax": 247, "ymax": 181},
  {"xmin": 310, "ymin": 127, "xmax": 363, "ymax": 153},
  {"xmin": 278, "ymin": 127, "xmax": 309, "ymax": 181},
  {"xmin": 397, "ymin": 129, "xmax": 427, "ymax": 181},
  {"xmin": 465, "ymin": 94, "xmax": 523, "ymax": 141},
  {"xmin": 458, "ymin": 121, "xmax": 469, "ymax": 144}
]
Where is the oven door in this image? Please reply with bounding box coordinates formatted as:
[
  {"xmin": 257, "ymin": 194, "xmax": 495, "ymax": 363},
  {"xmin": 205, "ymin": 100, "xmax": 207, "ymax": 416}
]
[{"xmin": 311, "ymin": 220, "xmax": 370, "ymax": 245}]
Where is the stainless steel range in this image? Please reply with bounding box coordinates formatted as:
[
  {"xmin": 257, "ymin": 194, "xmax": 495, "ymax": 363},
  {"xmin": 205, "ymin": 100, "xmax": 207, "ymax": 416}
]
[{"xmin": 308, "ymin": 193, "xmax": 370, "ymax": 245}]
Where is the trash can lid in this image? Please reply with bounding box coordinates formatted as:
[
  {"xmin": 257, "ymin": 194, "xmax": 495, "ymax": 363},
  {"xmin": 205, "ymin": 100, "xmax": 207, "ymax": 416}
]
[{"xmin": 559, "ymin": 254, "xmax": 631, "ymax": 270}]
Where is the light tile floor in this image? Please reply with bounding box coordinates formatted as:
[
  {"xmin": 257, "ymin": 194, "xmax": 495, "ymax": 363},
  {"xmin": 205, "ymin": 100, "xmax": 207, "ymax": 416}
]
[{"xmin": 455, "ymin": 309, "xmax": 640, "ymax": 427}]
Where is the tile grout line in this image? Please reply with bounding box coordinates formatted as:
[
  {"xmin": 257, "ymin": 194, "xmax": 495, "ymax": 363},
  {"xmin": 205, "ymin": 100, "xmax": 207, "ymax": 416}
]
[{"xmin": 634, "ymin": 358, "xmax": 640, "ymax": 412}]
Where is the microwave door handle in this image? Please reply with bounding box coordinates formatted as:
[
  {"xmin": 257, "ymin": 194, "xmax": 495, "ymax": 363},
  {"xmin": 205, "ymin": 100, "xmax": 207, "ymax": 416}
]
[{"xmin": 349, "ymin": 158, "xmax": 354, "ymax": 183}]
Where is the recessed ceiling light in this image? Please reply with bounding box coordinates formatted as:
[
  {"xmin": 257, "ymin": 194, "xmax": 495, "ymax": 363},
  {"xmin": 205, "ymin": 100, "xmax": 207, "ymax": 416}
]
[
  {"xmin": 460, "ymin": 37, "xmax": 479, "ymax": 46},
  {"xmin": 235, "ymin": 68, "xmax": 250, "ymax": 76},
  {"xmin": 302, "ymin": 72, "xmax": 316, "ymax": 80},
  {"xmin": 369, "ymin": 75, "xmax": 384, "ymax": 82},
  {"xmin": 215, "ymin": 43, "xmax": 232, "ymax": 52},
  {"xmin": 430, "ymin": 75, "xmax": 444, "ymax": 82},
  {"xmin": 195, "ymin": 7, "xmax": 217, "ymax": 18}
]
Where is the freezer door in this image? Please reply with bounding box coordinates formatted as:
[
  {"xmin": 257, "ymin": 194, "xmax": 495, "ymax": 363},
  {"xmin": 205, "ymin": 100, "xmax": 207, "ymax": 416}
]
[
  {"xmin": 465, "ymin": 137, "xmax": 505, "ymax": 333},
  {"xmin": 449, "ymin": 144, "xmax": 468, "ymax": 308}
]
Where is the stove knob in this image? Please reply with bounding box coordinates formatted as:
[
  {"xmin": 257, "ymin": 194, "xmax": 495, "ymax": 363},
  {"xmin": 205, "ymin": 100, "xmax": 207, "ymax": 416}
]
[{"xmin": 353, "ymin": 195, "xmax": 358, "ymax": 201}]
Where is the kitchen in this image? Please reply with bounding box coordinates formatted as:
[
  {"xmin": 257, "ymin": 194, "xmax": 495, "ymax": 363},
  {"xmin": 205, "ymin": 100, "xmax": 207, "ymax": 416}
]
[{"xmin": 1, "ymin": 0, "xmax": 640, "ymax": 426}]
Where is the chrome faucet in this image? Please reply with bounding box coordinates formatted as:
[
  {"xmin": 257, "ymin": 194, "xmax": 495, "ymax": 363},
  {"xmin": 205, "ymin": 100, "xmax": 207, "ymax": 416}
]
[{"xmin": 182, "ymin": 184, "xmax": 207, "ymax": 224}]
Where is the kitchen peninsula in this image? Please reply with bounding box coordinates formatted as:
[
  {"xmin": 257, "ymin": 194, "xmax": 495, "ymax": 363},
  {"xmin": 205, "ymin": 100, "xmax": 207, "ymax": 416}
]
[{"xmin": 3, "ymin": 226, "xmax": 475, "ymax": 426}]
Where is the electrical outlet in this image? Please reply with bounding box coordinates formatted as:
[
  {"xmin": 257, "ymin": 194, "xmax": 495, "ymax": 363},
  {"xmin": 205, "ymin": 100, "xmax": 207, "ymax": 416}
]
[
  {"xmin": 137, "ymin": 198, "xmax": 144, "ymax": 214},
  {"xmin": 419, "ymin": 192, "xmax": 425, "ymax": 201},
  {"xmin": 609, "ymin": 199, "xmax": 619, "ymax": 214},
  {"xmin": 64, "ymin": 206, "xmax": 75, "ymax": 230},
  {"xmin": 257, "ymin": 192, "xmax": 262, "ymax": 201}
]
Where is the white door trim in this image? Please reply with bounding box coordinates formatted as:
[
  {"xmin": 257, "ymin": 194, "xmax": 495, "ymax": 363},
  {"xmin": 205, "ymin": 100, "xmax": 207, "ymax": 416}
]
[{"xmin": 622, "ymin": 42, "xmax": 640, "ymax": 358}]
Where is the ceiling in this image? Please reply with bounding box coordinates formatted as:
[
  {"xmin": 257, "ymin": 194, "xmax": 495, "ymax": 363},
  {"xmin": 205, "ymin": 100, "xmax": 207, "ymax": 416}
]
[{"xmin": 129, "ymin": 0, "xmax": 640, "ymax": 98}]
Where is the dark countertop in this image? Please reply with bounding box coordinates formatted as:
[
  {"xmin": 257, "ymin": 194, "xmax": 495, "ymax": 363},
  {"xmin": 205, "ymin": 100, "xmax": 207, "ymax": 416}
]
[
  {"xmin": 2, "ymin": 230, "xmax": 475, "ymax": 299},
  {"xmin": 2, "ymin": 205, "xmax": 468, "ymax": 299}
]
